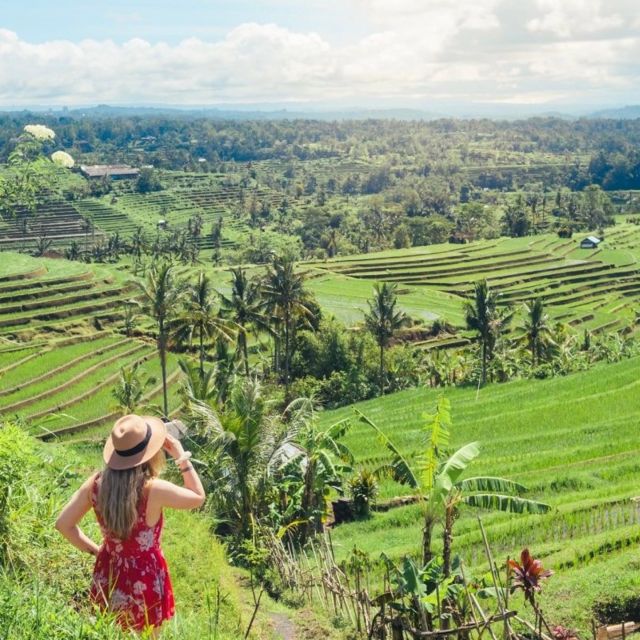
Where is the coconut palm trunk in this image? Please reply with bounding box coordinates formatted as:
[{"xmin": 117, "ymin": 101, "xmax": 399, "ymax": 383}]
[
  {"xmin": 379, "ymin": 343, "xmax": 385, "ymax": 395},
  {"xmin": 159, "ymin": 317, "xmax": 169, "ymax": 417},
  {"xmin": 240, "ymin": 330, "xmax": 250, "ymax": 376}
]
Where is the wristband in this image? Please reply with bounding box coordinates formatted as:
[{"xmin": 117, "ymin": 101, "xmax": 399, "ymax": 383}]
[
  {"xmin": 174, "ymin": 451, "xmax": 192, "ymax": 465},
  {"xmin": 180, "ymin": 464, "xmax": 194, "ymax": 473}
]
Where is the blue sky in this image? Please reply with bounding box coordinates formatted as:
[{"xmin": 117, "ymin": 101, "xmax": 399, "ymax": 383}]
[
  {"xmin": 1, "ymin": 1, "xmax": 639, "ymax": 109},
  {"xmin": 2, "ymin": 1, "xmax": 364, "ymax": 45}
]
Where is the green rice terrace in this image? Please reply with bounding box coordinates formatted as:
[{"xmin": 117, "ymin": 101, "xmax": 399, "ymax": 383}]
[
  {"xmin": 3, "ymin": 223, "xmax": 640, "ymax": 637},
  {"xmin": 0, "ymin": 254, "xmax": 180, "ymax": 438},
  {"xmin": 0, "ymin": 173, "xmax": 278, "ymax": 253},
  {"xmin": 305, "ymin": 222, "xmax": 640, "ymax": 342},
  {"xmin": 321, "ymin": 355, "xmax": 640, "ymax": 630}
]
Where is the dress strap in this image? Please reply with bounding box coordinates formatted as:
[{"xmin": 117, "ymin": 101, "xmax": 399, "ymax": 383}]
[{"xmin": 138, "ymin": 481, "xmax": 150, "ymax": 519}]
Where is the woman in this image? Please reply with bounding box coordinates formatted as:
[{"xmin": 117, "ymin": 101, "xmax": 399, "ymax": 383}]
[{"xmin": 56, "ymin": 414, "xmax": 205, "ymax": 636}]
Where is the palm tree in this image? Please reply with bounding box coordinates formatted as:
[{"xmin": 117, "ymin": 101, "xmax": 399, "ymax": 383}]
[
  {"xmin": 358, "ymin": 397, "xmax": 550, "ymax": 574},
  {"xmin": 519, "ymin": 298, "xmax": 554, "ymax": 366},
  {"xmin": 122, "ymin": 301, "xmax": 138, "ymax": 337},
  {"xmin": 112, "ymin": 363, "xmax": 156, "ymax": 414},
  {"xmin": 219, "ymin": 267, "xmax": 269, "ymax": 376},
  {"xmin": 177, "ymin": 359, "xmax": 220, "ymax": 408},
  {"xmin": 130, "ymin": 226, "xmax": 146, "ymax": 261},
  {"xmin": 136, "ymin": 262, "xmax": 183, "ymax": 416},
  {"xmin": 65, "ymin": 240, "xmax": 80, "ymax": 261},
  {"xmin": 364, "ymin": 282, "xmax": 409, "ymax": 395},
  {"xmin": 262, "ymin": 256, "xmax": 313, "ymax": 399},
  {"xmin": 464, "ymin": 280, "xmax": 512, "ymax": 385},
  {"xmin": 171, "ymin": 271, "xmax": 235, "ymax": 379},
  {"xmin": 294, "ymin": 400, "xmax": 353, "ymax": 542},
  {"xmin": 187, "ymin": 377, "xmax": 302, "ymax": 537}
]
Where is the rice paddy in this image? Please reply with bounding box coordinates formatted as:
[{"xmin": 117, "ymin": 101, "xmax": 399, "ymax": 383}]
[
  {"xmin": 320, "ymin": 354, "xmax": 640, "ymax": 630},
  {"xmin": 0, "ymin": 253, "xmax": 180, "ymax": 437}
]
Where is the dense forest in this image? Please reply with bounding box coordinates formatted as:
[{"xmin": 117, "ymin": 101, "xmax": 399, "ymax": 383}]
[{"xmin": 2, "ymin": 112, "xmax": 638, "ymax": 263}]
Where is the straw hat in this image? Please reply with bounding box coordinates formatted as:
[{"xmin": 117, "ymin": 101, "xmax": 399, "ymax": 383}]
[{"xmin": 103, "ymin": 415, "xmax": 167, "ymax": 470}]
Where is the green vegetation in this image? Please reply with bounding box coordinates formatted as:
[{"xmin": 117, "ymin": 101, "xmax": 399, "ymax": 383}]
[
  {"xmin": 321, "ymin": 355, "xmax": 640, "ymax": 630},
  {"xmin": 3, "ymin": 114, "xmax": 640, "ymax": 638},
  {"xmin": 0, "ymin": 421, "xmax": 273, "ymax": 639}
]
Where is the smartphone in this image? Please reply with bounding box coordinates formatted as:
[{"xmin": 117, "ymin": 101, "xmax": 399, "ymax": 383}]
[{"xmin": 163, "ymin": 419, "xmax": 187, "ymax": 440}]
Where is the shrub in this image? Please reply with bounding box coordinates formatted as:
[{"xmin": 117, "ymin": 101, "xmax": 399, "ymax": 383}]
[
  {"xmin": 348, "ymin": 469, "xmax": 378, "ymax": 519},
  {"xmin": 0, "ymin": 422, "xmax": 35, "ymax": 566}
]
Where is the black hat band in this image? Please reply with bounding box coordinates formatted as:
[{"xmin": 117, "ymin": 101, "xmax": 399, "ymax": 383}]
[{"xmin": 115, "ymin": 423, "xmax": 152, "ymax": 457}]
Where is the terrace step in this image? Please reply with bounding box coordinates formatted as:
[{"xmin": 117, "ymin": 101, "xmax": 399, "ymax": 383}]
[
  {"xmin": 36, "ymin": 367, "xmax": 181, "ymax": 440},
  {"xmin": 0, "ymin": 342, "xmax": 148, "ymax": 412},
  {"xmin": 0, "ymin": 289, "xmax": 126, "ymax": 328},
  {"xmin": 0, "ymin": 337, "xmax": 130, "ymax": 397},
  {"xmin": 0, "ymin": 284, "xmax": 125, "ymax": 315},
  {"xmin": 379, "ymin": 255, "xmax": 559, "ymax": 284},
  {"xmin": 0, "ymin": 266, "xmax": 47, "ymax": 283},
  {"xmin": 334, "ymin": 248, "xmax": 535, "ymax": 276},
  {"xmin": 0, "ymin": 271, "xmax": 94, "ymax": 295},
  {"xmin": 26, "ymin": 347, "xmax": 156, "ymax": 421}
]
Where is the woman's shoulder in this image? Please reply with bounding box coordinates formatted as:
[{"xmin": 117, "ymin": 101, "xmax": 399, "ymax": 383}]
[
  {"xmin": 79, "ymin": 471, "xmax": 102, "ymax": 506},
  {"xmin": 146, "ymin": 478, "xmax": 177, "ymax": 493}
]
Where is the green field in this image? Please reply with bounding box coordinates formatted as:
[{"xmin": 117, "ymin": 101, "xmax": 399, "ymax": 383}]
[
  {"xmin": 305, "ymin": 225, "xmax": 640, "ymax": 341},
  {"xmin": 3, "ymin": 235, "xmax": 640, "ymax": 634},
  {"xmin": 0, "ymin": 253, "xmax": 180, "ymax": 437},
  {"xmin": 320, "ymin": 354, "xmax": 640, "ymax": 630}
]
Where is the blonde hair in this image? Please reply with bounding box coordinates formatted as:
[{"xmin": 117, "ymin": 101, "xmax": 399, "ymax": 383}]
[{"xmin": 97, "ymin": 450, "xmax": 166, "ymax": 540}]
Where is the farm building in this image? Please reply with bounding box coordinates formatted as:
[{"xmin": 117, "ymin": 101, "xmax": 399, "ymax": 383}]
[
  {"xmin": 79, "ymin": 164, "xmax": 140, "ymax": 180},
  {"xmin": 580, "ymin": 236, "xmax": 602, "ymax": 249}
]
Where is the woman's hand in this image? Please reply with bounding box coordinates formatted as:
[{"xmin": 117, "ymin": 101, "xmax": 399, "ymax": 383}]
[{"xmin": 162, "ymin": 433, "xmax": 185, "ymax": 461}]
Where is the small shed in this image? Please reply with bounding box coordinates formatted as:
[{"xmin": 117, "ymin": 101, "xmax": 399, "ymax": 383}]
[
  {"xmin": 580, "ymin": 236, "xmax": 602, "ymax": 249},
  {"xmin": 80, "ymin": 164, "xmax": 140, "ymax": 180}
]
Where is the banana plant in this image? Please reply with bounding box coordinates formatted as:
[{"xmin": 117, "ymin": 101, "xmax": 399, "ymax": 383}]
[{"xmin": 357, "ymin": 397, "xmax": 550, "ymax": 574}]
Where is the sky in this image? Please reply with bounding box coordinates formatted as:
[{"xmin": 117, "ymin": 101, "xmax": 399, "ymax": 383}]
[{"xmin": 1, "ymin": 0, "xmax": 639, "ymax": 111}]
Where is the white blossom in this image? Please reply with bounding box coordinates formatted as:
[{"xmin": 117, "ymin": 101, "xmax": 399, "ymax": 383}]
[
  {"xmin": 24, "ymin": 124, "xmax": 55, "ymax": 141},
  {"xmin": 51, "ymin": 150, "xmax": 74, "ymax": 168}
]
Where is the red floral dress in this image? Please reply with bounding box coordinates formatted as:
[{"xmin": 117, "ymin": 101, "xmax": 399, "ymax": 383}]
[{"xmin": 89, "ymin": 473, "xmax": 175, "ymax": 631}]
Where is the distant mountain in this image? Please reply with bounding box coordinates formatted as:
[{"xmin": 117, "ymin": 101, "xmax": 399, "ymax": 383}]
[
  {"xmin": 4, "ymin": 102, "xmax": 637, "ymax": 122},
  {"xmin": 590, "ymin": 105, "xmax": 640, "ymax": 119},
  {"xmin": 58, "ymin": 105, "xmax": 444, "ymax": 121}
]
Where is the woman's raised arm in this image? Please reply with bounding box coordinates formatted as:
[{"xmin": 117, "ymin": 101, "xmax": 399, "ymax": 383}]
[{"xmin": 154, "ymin": 433, "xmax": 206, "ymax": 510}]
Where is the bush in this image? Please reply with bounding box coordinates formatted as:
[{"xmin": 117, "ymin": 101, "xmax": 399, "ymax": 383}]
[
  {"xmin": 348, "ymin": 469, "xmax": 378, "ymax": 519},
  {"xmin": 0, "ymin": 422, "xmax": 35, "ymax": 566}
]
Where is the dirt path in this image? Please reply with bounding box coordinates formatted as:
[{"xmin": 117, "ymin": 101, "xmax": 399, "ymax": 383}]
[{"xmin": 269, "ymin": 612, "xmax": 297, "ymax": 640}]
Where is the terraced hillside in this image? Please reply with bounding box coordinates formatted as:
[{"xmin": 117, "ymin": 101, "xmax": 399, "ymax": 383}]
[
  {"xmin": 94, "ymin": 180, "xmax": 281, "ymax": 250},
  {"xmin": 0, "ymin": 254, "xmax": 179, "ymax": 438},
  {"xmin": 322, "ymin": 354, "xmax": 640, "ymax": 631},
  {"xmin": 306, "ymin": 224, "xmax": 640, "ymax": 340},
  {"xmin": 0, "ymin": 200, "xmax": 104, "ymax": 251},
  {"xmin": 0, "ymin": 171, "xmax": 282, "ymax": 254}
]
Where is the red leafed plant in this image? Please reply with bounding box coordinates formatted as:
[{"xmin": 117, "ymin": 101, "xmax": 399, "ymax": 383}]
[
  {"xmin": 552, "ymin": 625, "xmax": 579, "ymax": 640},
  {"xmin": 508, "ymin": 548, "xmax": 553, "ymax": 605}
]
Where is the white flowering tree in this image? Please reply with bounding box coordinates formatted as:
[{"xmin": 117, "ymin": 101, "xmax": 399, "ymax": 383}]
[{"xmin": 0, "ymin": 125, "xmax": 74, "ymax": 246}]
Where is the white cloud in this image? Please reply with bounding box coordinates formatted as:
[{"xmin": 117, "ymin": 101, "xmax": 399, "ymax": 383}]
[
  {"xmin": 527, "ymin": 0, "xmax": 623, "ymax": 37},
  {"xmin": 0, "ymin": 1, "xmax": 639, "ymax": 107}
]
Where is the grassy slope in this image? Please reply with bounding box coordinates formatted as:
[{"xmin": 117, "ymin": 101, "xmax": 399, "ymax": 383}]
[
  {"xmin": 1, "ymin": 436, "xmax": 276, "ymax": 640},
  {"xmin": 320, "ymin": 355, "xmax": 640, "ymax": 630},
  {"xmin": 306, "ymin": 271, "xmax": 466, "ymax": 326}
]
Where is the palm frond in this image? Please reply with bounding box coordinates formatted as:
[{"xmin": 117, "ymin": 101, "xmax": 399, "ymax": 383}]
[
  {"xmin": 457, "ymin": 476, "xmax": 526, "ymax": 494},
  {"xmin": 356, "ymin": 409, "xmax": 419, "ymax": 489},
  {"xmin": 463, "ymin": 493, "xmax": 551, "ymax": 514}
]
